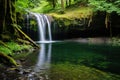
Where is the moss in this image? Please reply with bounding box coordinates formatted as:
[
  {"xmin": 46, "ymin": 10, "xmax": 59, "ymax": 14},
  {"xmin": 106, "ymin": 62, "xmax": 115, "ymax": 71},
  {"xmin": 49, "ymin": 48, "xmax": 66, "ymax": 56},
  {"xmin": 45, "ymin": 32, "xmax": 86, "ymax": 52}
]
[
  {"xmin": 48, "ymin": 7, "xmax": 93, "ymax": 19},
  {"xmin": 49, "ymin": 63, "xmax": 120, "ymax": 80},
  {"xmin": 47, "ymin": 7, "xmax": 93, "ymax": 32},
  {"xmin": 49, "ymin": 7, "xmax": 92, "ymax": 28},
  {"xmin": 0, "ymin": 41, "xmax": 33, "ymax": 67},
  {"xmin": 53, "ymin": 17, "xmax": 88, "ymax": 32},
  {"xmin": 0, "ymin": 46, "xmax": 12, "ymax": 55},
  {"xmin": 57, "ymin": 18, "xmax": 72, "ymax": 27},
  {"xmin": 0, "ymin": 41, "xmax": 32, "ymax": 55},
  {"xmin": 30, "ymin": 20, "xmax": 38, "ymax": 31},
  {"xmin": 0, "ymin": 52, "xmax": 18, "ymax": 66}
]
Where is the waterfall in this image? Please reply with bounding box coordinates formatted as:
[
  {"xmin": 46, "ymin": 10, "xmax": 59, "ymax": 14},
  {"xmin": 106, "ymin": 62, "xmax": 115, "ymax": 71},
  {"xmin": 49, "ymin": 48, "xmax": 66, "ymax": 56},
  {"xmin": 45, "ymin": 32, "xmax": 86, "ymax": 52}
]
[
  {"xmin": 30, "ymin": 13, "xmax": 52, "ymax": 43},
  {"xmin": 44, "ymin": 15, "xmax": 52, "ymax": 41}
]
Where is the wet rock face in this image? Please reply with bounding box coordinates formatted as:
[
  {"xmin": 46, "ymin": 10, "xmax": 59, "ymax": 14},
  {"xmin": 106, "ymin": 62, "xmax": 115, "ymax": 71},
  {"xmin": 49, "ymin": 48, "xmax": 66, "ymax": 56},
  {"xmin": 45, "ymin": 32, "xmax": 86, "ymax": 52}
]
[
  {"xmin": 51, "ymin": 12, "xmax": 120, "ymax": 40},
  {"xmin": 20, "ymin": 12, "xmax": 120, "ymax": 41},
  {"xmin": 51, "ymin": 17, "xmax": 108, "ymax": 40}
]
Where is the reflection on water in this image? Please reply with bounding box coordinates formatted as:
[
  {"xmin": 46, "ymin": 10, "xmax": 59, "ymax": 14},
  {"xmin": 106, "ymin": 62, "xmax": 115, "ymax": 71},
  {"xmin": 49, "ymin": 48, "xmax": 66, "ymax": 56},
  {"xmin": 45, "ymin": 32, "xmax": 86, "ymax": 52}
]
[
  {"xmin": 0, "ymin": 38, "xmax": 120, "ymax": 80},
  {"xmin": 65, "ymin": 38, "xmax": 110, "ymax": 44},
  {"xmin": 34, "ymin": 43, "xmax": 52, "ymax": 72}
]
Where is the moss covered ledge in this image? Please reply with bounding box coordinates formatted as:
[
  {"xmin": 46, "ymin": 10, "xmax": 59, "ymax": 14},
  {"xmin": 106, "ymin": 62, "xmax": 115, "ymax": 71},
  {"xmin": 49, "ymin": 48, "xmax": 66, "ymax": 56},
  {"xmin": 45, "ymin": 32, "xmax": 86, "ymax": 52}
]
[
  {"xmin": 0, "ymin": 41, "xmax": 33, "ymax": 66},
  {"xmin": 46, "ymin": 7, "xmax": 94, "ymax": 39},
  {"xmin": 48, "ymin": 7, "xmax": 93, "ymax": 29}
]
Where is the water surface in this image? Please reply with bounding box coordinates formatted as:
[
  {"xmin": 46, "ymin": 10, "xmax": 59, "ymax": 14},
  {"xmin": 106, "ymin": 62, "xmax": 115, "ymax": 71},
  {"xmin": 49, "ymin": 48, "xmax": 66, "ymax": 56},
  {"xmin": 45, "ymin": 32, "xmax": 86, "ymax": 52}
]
[
  {"xmin": 34, "ymin": 40, "xmax": 120, "ymax": 80},
  {"xmin": 0, "ymin": 39, "xmax": 120, "ymax": 80}
]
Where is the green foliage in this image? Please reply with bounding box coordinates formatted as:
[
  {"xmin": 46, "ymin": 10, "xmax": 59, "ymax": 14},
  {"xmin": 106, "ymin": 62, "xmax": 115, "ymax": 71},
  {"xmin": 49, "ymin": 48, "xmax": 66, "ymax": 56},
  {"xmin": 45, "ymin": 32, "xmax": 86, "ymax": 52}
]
[
  {"xmin": 29, "ymin": 20, "xmax": 37, "ymax": 31},
  {"xmin": 15, "ymin": 0, "xmax": 29, "ymax": 12},
  {"xmin": 31, "ymin": 0, "xmax": 89, "ymax": 13},
  {"xmin": 7, "ymin": 42, "xmax": 31, "ymax": 51},
  {"xmin": 15, "ymin": 0, "xmax": 41, "ymax": 12},
  {"xmin": 31, "ymin": 1, "xmax": 53, "ymax": 13},
  {"xmin": 88, "ymin": 0, "xmax": 120, "ymax": 14},
  {"xmin": 0, "ymin": 41, "xmax": 32, "ymax": 55},
  {"xmin": 28, "ymin": 0, "xmax": 40, "ymax": 8},
  {"xmin": 15, "ymin": 0, "xmax": 120, "ymax": 15},
  {"xmin": 0, "ymin": 46, "xmax": 12, "ymax": 55}
]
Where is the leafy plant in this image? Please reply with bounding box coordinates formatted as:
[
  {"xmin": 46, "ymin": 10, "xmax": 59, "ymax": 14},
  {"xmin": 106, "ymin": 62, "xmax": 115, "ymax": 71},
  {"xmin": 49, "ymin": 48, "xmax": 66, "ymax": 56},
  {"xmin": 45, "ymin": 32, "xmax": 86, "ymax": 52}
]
[
  {"xmin": 15, "ymin": 0, "xmax": 29, "ymax": 12},
  {"xmin": 88, "ymin": 0, "xmax": 120, "ymax": 15},
  {"xmin": 15, "ymin": 0, "xmax": 41, "ymax": 12},
  {"xmin": 0, "ymin": 41, "xmax": 32, "ymax": 55}
]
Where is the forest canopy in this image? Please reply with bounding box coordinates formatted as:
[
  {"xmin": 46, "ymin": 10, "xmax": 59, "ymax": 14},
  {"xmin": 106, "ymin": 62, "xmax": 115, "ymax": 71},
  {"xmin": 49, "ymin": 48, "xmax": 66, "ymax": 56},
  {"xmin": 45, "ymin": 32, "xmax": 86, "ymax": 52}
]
[{"xmin": 15, "ymin": 0, "xmax": 120, "ymax": 15}]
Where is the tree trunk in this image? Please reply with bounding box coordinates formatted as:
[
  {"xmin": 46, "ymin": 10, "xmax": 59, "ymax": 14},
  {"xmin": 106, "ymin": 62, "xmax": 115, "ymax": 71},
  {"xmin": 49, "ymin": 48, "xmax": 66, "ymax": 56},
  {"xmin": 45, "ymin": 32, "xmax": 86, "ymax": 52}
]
[
  {"xmin": 69, "ymin": 0, "xmax": 71, "ymax": 6},
  {"xmin": 0, "ymin": 0, "xmax": 39, "ymax": 48},
  {"xmin": 0, "ymin": 0, "xmax": 17, "ymax": 39},
  {"xmin": 13, "ymin": 24, "xmax": 40, "ymax": 48},
  {"xmin": 61, "ymin": 0, "xmax": 65, "ymax": 10},
  {"xmin": 0, "ymin": 0, "xmax": 6, "ymax": 35},
  {"xmin": 6, "ymin": 0, "xmax": 16, "ymax": 36},
  {"xmin": 66, "ymin": 0, "xmax": 69, "ymax": 7},
  {"xmin": 0, "ymin": 52, "xmax": 18, "ymax": 66},
  {"xmin": 52, "ymin": 0, "xmax": 56, "ymax": 8}
]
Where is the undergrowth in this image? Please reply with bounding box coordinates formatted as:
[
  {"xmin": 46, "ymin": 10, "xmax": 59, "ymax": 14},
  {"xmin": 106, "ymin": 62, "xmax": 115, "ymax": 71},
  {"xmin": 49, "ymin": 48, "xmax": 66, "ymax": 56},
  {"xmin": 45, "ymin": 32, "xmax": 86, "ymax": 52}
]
[{"xmin": 0, "ymin": 41, "xmax": 32, "ymax": 55}]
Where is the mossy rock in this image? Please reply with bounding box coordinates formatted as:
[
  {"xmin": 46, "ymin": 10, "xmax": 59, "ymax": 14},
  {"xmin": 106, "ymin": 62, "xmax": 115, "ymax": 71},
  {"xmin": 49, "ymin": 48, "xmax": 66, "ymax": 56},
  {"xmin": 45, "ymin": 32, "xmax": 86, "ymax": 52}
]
[
  {"xmin": 0, "ymin": 52, "xmax": 18, "ymax": 66},
  {"xmin": 53, "ymin": 17, "xmax": 88, "ymax": 30}
]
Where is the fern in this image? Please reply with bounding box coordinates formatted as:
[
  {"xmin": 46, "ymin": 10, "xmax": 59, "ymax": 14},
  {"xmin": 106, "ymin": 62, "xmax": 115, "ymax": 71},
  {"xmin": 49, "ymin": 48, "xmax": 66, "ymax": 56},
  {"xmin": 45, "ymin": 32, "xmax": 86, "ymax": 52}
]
[{"xmin": 89, "ymin": 0, "xmax": 120, "ymax": 15}]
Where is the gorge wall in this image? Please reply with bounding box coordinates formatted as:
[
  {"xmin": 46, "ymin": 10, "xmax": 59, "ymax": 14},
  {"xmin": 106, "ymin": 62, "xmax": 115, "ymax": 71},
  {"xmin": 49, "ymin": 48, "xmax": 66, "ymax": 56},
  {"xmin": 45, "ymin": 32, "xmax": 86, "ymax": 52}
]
[
  {"xmin": 20, "ymin": 12, "xmax": 120, "ymax": 40},
  {"xmin": 51, "ymin": 11, "xmax": 120, "ymax": 40}
]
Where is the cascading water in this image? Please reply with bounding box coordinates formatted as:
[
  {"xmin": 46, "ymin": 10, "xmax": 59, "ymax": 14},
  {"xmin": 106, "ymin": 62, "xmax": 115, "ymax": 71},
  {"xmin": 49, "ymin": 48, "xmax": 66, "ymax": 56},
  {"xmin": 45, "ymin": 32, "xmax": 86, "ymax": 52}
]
[
  {"xmin": 30, "ymin": 13, "xmax": 52, "ymax": 43},
  {"xmin": 44, "ymin": 15, "xmax": 52, "ymax": 41},
  {"xmin": 29, "ymin": 13, "xmax": 53, "ymax": 75}
]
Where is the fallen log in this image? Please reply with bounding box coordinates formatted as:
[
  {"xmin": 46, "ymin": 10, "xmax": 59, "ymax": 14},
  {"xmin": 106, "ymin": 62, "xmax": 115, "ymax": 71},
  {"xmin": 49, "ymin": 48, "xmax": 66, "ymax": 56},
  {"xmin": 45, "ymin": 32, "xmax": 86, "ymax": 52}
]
[
  {"xmin": 0, "ymin": 40, "xmax": 11, "ymax": 50},
  {"xmin": 12, "ymin": 24, "xmax": 40, "ymax": 48},
  {"xmin": 0, "ymin": 52, "xmax": 18, "ymax": 66},
  {"xmin": 16, "ymin": 38, "xmax": 30, "ymax": 45}
]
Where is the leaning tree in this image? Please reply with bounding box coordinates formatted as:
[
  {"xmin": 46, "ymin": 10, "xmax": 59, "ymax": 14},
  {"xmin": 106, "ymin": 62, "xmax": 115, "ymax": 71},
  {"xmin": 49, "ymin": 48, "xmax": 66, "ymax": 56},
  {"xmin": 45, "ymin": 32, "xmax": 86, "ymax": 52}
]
[
  {"xmin": 0, "ymin": 0, "xmax": 39, "ymax": 47},
  {"xmin": 0, "ymin": 0, "xmax": 39, "ymax": 67}
]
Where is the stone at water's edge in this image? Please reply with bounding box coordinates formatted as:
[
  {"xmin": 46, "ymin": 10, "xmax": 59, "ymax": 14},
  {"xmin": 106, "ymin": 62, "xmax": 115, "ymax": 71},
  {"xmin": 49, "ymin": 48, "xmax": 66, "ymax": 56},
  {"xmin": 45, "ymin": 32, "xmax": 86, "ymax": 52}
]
[{"xmin": 0, "ymin": 52, "xmax": 18, "ymax": 66}]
